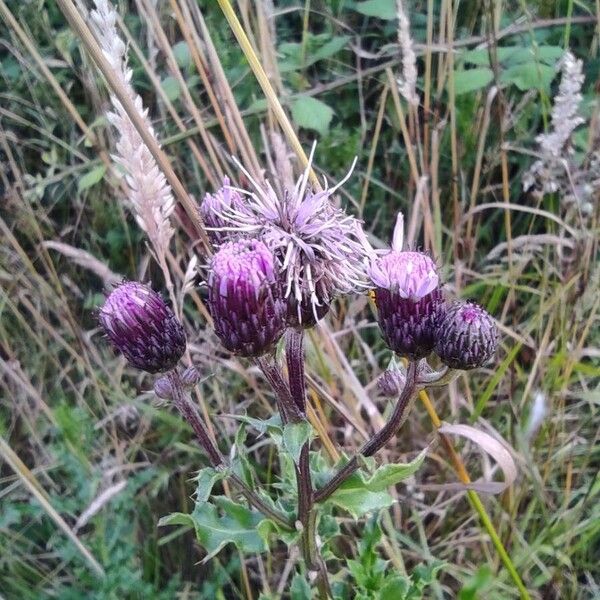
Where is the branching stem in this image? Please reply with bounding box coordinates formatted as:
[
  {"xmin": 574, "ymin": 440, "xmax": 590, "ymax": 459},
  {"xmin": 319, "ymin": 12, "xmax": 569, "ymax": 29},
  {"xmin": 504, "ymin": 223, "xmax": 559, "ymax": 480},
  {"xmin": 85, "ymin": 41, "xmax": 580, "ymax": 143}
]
[
  {"xmin": 314, "ymin": 361, "xmax": 420, "ymax": 503},
  {"xmin": 167, "ymin": 370, "xmax": 292, "ymax": 530}
]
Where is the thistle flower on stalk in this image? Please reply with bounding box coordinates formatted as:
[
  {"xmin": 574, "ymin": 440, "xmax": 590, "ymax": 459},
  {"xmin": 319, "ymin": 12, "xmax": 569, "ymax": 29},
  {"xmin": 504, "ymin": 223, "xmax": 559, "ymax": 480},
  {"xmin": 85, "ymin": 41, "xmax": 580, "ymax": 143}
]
[
  {"xmin": 207, "ymin": 239, "xmax": 286, "ymax": 357},
  {"xmin": 209, "ymin": 145, "xmax": 372, "ymax": 327},
  {"xmin": 434, "ymin": 300, "xmax": 498, "ymax": 370},
  {"xmin": 99, "ymin": 282, "xmax": 186, "ymax": 373},
  {"xmin": 369, "ymin": 214, "xmax": 443, "ymax": 360}
]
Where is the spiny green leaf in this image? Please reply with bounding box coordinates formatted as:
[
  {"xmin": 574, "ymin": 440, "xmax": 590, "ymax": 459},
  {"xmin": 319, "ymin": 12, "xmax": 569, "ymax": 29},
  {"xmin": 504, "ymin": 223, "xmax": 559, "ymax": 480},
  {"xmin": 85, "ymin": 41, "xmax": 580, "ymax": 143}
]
[
  {"xmin": 290, "ymin": 573, "xmax": 312, "ymax": 600},
  {"xmin": 159, "ymin": 496, "xmax": 266, "ymax": 561},
  {"xmin": 360, "ymin": 447, "xmax": 428, "ymax": 492},
  {"xmin": 193, "ymin": 466, "xmax": 228, "ymax": 504},
  {"xmin": 326, "ymin": 483, "xmax": 393, "ymax": 519},
  {"xmin": 77, "ymin": 165, "xmax": 106, "ymax": 193},
  {"xmin": 282, "ymin": 421, "xmax": 313, "ymax": 465},
  {"xmin": 291, "ymin": 96, "xmax": 334, "ymax": 136}
]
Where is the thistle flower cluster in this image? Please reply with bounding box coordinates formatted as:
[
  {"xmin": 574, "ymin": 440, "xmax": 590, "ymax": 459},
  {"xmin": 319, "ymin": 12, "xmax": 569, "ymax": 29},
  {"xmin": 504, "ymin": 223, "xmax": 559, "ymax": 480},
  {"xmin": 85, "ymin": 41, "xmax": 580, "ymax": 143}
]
[
  {"xmin": 201, "ymin": 147, "xmax": 372, "ymax": 339},
  {"xmin": 98, "ymin": 151, "xmax": 497, "ymax": 376},
  {"xmin": 369, "ymin": 215, "xmax": 498, "ymax": 371}
]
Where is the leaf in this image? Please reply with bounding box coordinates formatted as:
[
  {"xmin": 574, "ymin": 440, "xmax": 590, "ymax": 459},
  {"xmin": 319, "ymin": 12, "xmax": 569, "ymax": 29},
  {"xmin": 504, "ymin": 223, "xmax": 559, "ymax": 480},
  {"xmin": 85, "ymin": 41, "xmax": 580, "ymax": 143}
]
[
  {"xmin": 77, "ymin": 165, "xmax": 106, "ymax": 193},
  {"xmin": 227, "ymin": 412, "xmax": 282, "ymax": 436},
  {"xmin": 310, "ymin": 35, "xmax": 350, "ymax": 64},
  {"xmin": 327, "ymin": 480, "xmax": 393, "ymax": 519},
  {"xmin": 290, "ymin": 573, "xmax": 312, "ymax": 600},
  {"xmin": 323, "ymin": 450, "xmax": 428, "ymax": 518},
  {"xmin": 500, "ymin": 62, "xmax": 556, "ymax": 91},
  {"xmin": 291, "ymin": 96, "xmax": 334, "ymax": 136},
  {"xmin": 461, "ymin": 45, "xmax": 564, "ymax": 67},
  {"xmin": 380, "ymin": 576, "xmax": 410, "ymax": 600},
  {"xmin": 278, "ymin": 35, "xmax": 349, "ymax": 73},
  {"xmin": 194, "ymin": 466, "xmax": 228, "ymax": 504},
  {"xmin": 159, "ymin": 496, "xmax": 266, "ymax": 561},
  {"xmin": 161, "ymin": 76, "xmax": 180, "ymax": 102},
  {"xmin": 360, "ymin": 447, "xmax": 428, "ymax": 492},
  {"xmin": 435, "ymin": 423, "xmax": 517, "ymax": 494},
  {"xmin": 172, "ymin": 41, "xmax": 191, "ymax": 68},
  {"xmin": 282, "ymin": 422, "xmax": 313, "ymax": 465},
  {"xmin": 453, "ymin": 68, "xmax": 494, "ymax": 95},
  {"xmin": 354, "ymin": 0, "xmax": 397, "ymax": 20}
]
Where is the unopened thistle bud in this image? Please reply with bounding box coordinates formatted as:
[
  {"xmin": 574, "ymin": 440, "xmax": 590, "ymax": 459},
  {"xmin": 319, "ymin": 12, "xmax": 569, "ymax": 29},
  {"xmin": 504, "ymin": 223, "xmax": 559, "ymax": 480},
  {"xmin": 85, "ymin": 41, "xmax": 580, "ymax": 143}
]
[
  {"xmin": 434, "ymin": 300, "xmax": 498, "ymax": 370},
  {"xmin": 199, "ymin": 177, "xmax": 245, "ymax": 245},
  {"xmin": 99, "ymin": 282, "xmax": 186, "ymax": 373},
  {"xmin": 208, "ymin": 239, "xmax": 286, "ymax": 357},
  {"xmin": 369, "ymin": 250, "xmax": 443, "ymax": 360},
  {"xmin": 376, "ymin": 361, "xmax": 407, "ymax": 397}
]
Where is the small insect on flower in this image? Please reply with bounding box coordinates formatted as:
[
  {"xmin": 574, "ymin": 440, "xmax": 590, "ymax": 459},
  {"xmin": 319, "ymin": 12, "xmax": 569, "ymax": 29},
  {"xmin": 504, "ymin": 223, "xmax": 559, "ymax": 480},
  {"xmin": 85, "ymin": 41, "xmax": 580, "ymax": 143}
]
[
  {"xmin": 99, "ymin": 281, "xmax": 186, "ymax": 373},
  {"xmin": 207, "ymin": 239, "xmax": 286, "ymax": 357},
  {"xmin": 434, "ymin": 300, "xmax": 498, "ymax": 370},
  {"xmin": 369, "ymin": 213, "xmax": 443, "ymax": 360},
  {"xmin": 209, "ymin": 144, "xmax": 373, "ymax": 327}
]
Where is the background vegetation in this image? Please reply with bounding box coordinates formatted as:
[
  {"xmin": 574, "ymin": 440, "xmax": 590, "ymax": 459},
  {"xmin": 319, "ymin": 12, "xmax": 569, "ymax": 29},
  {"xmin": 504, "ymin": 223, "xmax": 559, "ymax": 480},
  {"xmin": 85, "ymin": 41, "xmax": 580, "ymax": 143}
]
[{"xmin": 0, "ymin": 0, "xmax": 598, "ymax": 598}]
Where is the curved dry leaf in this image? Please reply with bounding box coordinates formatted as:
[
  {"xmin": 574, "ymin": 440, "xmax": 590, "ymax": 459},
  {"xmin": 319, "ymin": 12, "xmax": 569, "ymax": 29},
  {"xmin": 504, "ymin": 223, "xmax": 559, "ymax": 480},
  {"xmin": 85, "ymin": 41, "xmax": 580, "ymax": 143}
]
[{"xmin": 422, "ymin": 422, "xmax": 517, "ymax": 494}]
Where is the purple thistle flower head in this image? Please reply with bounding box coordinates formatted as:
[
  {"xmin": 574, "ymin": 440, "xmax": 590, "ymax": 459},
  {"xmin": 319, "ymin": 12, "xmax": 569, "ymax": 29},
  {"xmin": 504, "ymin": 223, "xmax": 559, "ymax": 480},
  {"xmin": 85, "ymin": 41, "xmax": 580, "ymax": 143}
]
[
  {"xmin": 369, "ymin": 213, "xmax": 443, "ymax": 359},
  {"xmin": 99, "ymin": 281, "xmax": 186, "ymax": 373},
  {"xmin": 434, "ymin": 300, "xmax": 498, "ymax": 370},
  {"xmin": 207, "ymin": 145, "xmax": 373, "ymax": 327},
  {"xmin": 208, "ymin": 239, "xmax": 286, "ymax": 357},
  {"xmin": 199, "ymin": 177, "xmax": 246, "ymax": 245}
]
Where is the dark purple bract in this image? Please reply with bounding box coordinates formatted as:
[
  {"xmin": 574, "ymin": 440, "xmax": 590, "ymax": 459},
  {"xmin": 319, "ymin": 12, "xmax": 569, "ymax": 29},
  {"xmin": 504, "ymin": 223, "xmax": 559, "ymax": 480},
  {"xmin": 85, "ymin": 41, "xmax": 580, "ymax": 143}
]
[{"xmin": 99, "ymin": 281, "xmax": 186, "ymax": 373}]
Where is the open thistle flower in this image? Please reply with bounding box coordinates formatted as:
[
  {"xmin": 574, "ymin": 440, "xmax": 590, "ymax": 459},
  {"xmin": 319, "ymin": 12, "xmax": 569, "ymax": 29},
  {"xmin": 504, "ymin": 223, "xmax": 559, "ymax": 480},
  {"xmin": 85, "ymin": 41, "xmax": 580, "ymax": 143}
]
[
  {"xmin": 209, "ymin": 145, "xmax": 372, "ymax": 327},
  {"xmin": 434, "ymin": 300, "xmax": 498, "ymax": 370},
  {"xmin": 369, "ymin": 214, "xmax": 443, "ymax": 360},
  {"xmin": 199, "ymin": 177, "xmax": 246, "ymax": 245},
  {"xmin": 99, "ymin": 281, "xmax": 186, "ymax": 373},
  {"xmin": 208, "ymin": 239, "xmax": 286, "ymax": 357}
]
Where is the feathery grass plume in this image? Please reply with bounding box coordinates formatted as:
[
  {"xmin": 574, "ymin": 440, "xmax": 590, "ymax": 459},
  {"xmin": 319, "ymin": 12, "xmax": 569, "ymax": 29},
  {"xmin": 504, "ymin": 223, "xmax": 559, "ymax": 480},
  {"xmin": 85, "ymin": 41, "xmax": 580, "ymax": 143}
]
[
  {"xmin": 91, "ymin": 0, "xmax": 174, "ymax": 263},
  {"xmin": 523, "ymin": 51, "xmax": 585, "ymax": 196},
  {"xmin": 396, "ymin": 0, "xmax": 419, "ymax": 107},
  {"xmin": 213, "ymin": 145, "xmax": 373, "ymax": 326}
]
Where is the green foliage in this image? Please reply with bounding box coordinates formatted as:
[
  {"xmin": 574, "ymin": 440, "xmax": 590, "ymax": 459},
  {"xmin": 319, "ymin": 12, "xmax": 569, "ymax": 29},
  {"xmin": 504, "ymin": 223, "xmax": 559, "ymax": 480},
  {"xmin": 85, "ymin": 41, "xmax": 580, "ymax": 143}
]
[
  {"xmin": 322, "ymin": 449, "xmax": 428, "ymax": 518},
  {"xmin": 282, "ymin": 421, "xmax": 313, "ymax": 464},
  {"xmin": 159, "ymin": 496, "xmax": 268, "ymax": 561},
  {"xmin": 353, "ymin": 0, "xmax": 397, "ymax": 20},
  {"xmin": 291, "ymin": 96, "xmax": 335, "ymax": 137}
]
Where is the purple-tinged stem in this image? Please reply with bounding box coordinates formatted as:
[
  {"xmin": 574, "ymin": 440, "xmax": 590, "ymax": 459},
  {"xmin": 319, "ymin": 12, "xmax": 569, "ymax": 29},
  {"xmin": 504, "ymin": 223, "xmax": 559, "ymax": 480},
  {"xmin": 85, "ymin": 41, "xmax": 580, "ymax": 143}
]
[
  {"xmin": 167, "ymin": 370, "xmax": 292, "ymax": 530},
  {"xmin": 256, "ymin": 355, "xmax": 303, "ymax": 424},
  {"xmin": 314, "ymin": 361, "xmax": 419, "ymax": 503},
  {"xmin": 285, "ymin": 329, "xmax": 332, "ymax": 600}
]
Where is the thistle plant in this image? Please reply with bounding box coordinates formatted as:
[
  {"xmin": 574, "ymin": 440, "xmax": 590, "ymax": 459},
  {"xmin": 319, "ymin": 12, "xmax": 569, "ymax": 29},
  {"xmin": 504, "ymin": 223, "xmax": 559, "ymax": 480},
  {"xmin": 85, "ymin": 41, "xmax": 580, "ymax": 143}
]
[
  {"xmin": 88, "ymin": 3, "xmax": 512, "ymax": 596},
  {"xmin": 99, "ymin": 173, "xmax": 504, "ymax": 597}
]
